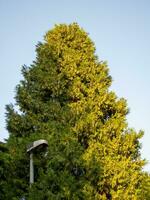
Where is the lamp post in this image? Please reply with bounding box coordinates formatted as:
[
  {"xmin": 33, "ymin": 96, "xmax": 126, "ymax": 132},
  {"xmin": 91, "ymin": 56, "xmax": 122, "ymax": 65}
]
[{"xmin": 27, "ymin": 139, "xmax": 48, "ymax": 186}]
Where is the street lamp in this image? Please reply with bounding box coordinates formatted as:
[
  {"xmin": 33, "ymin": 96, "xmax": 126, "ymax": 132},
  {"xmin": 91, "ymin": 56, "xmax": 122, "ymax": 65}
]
[{"xmin": 27, "ymin": 139, "xmax": 48, "ymax": 187}]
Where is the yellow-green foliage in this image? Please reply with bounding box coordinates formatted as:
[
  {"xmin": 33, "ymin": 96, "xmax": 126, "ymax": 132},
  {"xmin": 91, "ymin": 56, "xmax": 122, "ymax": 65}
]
[{"xmin": 4, "ymin": 23, "xmax": 150, "ymax": 199}]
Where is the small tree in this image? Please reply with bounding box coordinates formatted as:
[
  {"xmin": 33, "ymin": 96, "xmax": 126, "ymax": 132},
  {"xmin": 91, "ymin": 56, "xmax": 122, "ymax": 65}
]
[{"xmin": 5, "ymin": 23, "xmax": 149, "ymax": 199}]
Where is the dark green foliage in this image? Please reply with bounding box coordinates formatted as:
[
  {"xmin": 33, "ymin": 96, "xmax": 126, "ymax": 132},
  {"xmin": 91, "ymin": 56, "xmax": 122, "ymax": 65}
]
[
  {"xmin": 3, "ymin": 23, "xmax": 150, "ymax": 199},
  {"xmin": 0, "ymin": 142, "xmax": 9, "ymax": 199}
]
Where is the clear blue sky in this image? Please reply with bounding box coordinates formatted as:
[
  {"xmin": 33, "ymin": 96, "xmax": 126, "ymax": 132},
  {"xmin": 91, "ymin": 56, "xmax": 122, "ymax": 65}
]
[{"xmin": 0, "ymin": 0, "xmax": 150, "ymax": 171}]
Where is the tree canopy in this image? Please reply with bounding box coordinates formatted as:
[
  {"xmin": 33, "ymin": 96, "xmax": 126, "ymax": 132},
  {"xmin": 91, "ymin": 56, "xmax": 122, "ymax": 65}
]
[{"xmin": 2, "ymin": 23, "xmax": 150, "ymax": 199}]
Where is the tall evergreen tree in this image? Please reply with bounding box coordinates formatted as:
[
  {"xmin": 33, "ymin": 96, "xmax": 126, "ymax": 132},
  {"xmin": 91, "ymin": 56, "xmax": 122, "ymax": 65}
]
[{"xmin": 4, "ymin": 23, "xmax": 150, "ymax": 199}]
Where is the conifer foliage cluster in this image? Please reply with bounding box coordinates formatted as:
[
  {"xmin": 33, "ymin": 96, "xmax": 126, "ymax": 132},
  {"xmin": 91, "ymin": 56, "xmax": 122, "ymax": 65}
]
[{"xmin": 1, "ymin": 23, "xmax": 150, "ymax": 199}]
